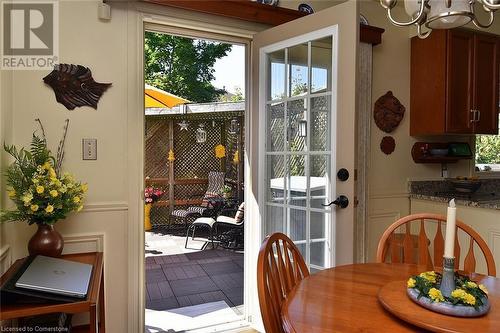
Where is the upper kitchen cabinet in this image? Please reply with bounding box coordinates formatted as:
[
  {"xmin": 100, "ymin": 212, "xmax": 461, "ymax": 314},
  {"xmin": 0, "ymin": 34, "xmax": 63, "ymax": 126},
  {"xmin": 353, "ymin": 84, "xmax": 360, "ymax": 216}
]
[{"xmin": 410, "ymin": 29, "xmax": 500, "ymax": 136}]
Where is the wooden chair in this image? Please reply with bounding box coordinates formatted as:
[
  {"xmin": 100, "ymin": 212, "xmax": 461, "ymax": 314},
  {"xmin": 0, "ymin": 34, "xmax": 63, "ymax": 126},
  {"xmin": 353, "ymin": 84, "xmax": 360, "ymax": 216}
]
[
  {"xmin": 257, "ymin": 233, "xmax": 309, "ymax": 333},
  {"xmin": 376, "ymin": 213, "xmax": 496, "ymax": 276}
]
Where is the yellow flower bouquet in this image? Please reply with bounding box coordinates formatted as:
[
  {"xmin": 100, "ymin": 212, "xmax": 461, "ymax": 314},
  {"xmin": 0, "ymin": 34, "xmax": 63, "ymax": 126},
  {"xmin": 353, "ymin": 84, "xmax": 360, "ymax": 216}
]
[
  {"xmin": 406, "ymin": 270, "xmax": 489, "ymax": 311},
  {"xmin": 1, "ymin": 121, "xmax": 87, "ymax": 226}
]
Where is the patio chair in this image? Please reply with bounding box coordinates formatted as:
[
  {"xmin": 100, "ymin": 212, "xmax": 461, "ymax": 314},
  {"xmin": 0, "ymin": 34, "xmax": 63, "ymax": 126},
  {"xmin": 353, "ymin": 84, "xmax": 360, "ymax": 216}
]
[
  {"xmin": 170, "ymin": 171, "xmax": 225, "ymax": 231},
  {"xmin": 185, "ymin": 202, "xmax": 244, "ymax": 250}
]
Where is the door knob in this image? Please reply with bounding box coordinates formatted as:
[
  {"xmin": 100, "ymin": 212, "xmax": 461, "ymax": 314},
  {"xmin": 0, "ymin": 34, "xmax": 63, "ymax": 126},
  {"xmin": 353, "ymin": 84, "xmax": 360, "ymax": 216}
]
[{"xmin": 322, "ymin": 195, "xmax": 349, "ymax": 209}]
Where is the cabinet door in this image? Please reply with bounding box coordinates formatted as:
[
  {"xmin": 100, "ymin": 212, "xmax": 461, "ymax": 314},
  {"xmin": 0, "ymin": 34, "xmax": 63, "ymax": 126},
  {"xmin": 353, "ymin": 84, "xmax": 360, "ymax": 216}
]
[
  {"xmin": 473, "ymin": 33, "xmax": 500, "ymax": 135},
  {"xmin": 446, "ymin": 30, "xmax": 474, "ymax": 133}
]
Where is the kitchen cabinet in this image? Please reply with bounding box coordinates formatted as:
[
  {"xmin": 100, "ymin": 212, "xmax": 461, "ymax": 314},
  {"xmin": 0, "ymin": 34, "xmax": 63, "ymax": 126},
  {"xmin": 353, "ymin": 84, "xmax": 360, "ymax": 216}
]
[{"xmin": 410, "ymin": 29, "xmax": 500, "ymax": 135}]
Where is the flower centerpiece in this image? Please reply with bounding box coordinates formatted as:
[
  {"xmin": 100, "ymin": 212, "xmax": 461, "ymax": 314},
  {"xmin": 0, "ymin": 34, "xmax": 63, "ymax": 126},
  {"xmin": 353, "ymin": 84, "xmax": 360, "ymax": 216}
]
[
  {"xmin": 406, "ymin": 270, "xmax": 490, "ymax": 316},
  {"xmin": 143, "ymin": 186, "xmax": 164, "ymax": 231},
  {"xmin": 1, "ymin": 120, "xmax": 87, "ymax": 257}
]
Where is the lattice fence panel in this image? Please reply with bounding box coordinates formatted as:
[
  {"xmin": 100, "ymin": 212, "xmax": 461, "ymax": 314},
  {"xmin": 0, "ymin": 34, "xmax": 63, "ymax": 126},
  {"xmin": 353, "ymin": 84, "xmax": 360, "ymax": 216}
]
[{"xmin": 145, "ymin": 119, "xmax": 170, "ymax": 178}]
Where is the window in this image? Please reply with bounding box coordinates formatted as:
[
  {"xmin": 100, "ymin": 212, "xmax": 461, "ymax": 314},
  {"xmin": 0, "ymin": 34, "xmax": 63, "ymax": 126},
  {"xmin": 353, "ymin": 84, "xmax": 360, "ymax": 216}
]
[{"xmin": 475, "ymin": 114, "xmax": 500, "ymax": 172}]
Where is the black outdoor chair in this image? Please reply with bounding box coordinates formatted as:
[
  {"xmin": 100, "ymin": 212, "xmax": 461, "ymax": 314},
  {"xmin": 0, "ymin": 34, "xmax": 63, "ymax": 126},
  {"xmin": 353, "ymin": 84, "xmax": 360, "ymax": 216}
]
[{"xmin": 170, "ymin": 171, "xmax": 225, "ymax": 231}]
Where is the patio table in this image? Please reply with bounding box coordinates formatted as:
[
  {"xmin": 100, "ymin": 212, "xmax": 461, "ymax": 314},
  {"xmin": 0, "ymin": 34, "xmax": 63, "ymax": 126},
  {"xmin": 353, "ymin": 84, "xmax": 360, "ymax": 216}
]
[{"xmin": 281, "ymin": 263, "xmax": 500, "ymax": 333}]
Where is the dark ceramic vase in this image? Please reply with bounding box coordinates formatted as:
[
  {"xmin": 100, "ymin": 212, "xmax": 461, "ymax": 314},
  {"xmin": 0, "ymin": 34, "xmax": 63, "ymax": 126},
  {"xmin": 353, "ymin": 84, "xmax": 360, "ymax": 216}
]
[{"xmin": 28, "ymin": 224, "xmax": 64, "ymax": 257}]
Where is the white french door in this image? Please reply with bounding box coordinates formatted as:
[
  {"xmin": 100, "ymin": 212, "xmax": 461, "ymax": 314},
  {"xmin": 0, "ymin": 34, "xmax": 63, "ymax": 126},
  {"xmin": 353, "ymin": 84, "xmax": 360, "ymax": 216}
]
[
  {"xmin": 245, "ymin": 1, "xmax": 358, "ymax": 328},
  {"xmin": 262, "ymin": 32, "xmax": 336, "ymax": 271}
]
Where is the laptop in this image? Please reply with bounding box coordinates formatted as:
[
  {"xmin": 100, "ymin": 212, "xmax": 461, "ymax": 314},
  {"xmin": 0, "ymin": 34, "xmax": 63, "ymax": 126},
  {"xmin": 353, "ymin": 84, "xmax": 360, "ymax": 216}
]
[{"xmin": 15, "ymin": 255, "xmax": 93, "ymax": 298}]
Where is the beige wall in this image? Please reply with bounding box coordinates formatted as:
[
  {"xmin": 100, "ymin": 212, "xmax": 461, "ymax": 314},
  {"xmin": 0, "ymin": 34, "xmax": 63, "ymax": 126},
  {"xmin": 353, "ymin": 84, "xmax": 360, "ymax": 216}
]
[
  {"xmin": 1, "ymin": 1, "xmax": 130, "ymax": 331},
  {"xmin": 360, "ymin": 1, "xmax": 500, "ymax": 261}
]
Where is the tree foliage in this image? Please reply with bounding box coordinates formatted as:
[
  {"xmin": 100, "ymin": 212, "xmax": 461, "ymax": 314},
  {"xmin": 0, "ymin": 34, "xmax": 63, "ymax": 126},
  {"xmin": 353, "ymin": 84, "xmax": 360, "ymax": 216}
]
[
  {"xmin": 476, "ymin": 135, "xmax": 500, "ymax": 164},
  {"xmin": 144, "ymin": 32, "xmax": 232, "ymax": 103}
]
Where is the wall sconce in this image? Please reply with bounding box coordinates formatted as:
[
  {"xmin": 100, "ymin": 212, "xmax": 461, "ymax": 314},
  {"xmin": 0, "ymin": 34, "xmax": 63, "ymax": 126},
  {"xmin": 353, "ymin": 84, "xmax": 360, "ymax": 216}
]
[
  {"xmin": 298, "ymin": 119, "xmax": 307, "ymax": 137},
  {"xmin": 196, "ymin": 123, "xmax": 207, "ymax": 143}
]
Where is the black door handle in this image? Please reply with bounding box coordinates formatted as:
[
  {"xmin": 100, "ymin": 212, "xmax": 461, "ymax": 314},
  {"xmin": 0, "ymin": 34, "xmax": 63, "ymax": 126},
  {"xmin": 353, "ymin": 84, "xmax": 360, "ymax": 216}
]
[{"xmin": 322, "ymin": 195, "xmax": 349, "ymax": 209}]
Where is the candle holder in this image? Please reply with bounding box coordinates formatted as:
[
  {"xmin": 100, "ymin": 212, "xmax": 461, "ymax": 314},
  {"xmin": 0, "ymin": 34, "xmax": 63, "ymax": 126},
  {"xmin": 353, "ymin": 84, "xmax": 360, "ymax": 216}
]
[{"xmin": 439, "ymin": 256, "xmax": 456, "ymax": 298}]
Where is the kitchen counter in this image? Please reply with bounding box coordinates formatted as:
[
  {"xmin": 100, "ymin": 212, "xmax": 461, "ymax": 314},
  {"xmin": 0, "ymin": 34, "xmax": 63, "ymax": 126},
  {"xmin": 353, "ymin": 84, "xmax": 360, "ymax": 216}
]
[{"xmin": 409, "ymin": 179, "xmax": 500, "ymax": 210}]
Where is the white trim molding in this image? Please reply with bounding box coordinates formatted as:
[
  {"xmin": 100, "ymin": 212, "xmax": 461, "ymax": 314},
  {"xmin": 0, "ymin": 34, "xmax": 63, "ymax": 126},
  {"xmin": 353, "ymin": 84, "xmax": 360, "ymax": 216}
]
[
  {"xmin": 62, "ymin": 233, "xmax": 104, "ymax": 254},
  {"xmin": 82, "ymin": 201, "xmax": 128, "ymax": 213}
]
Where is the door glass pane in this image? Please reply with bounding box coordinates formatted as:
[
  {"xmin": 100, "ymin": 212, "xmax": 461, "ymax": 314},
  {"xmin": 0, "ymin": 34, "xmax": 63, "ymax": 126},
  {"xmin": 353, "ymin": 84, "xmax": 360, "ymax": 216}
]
[
  {"xmin": 287, "ymin": 99, "xmax": 306, "ymax": 152},
  {"xmin": 311, "ymin": 96, "xmax": 331, "ymax": 151},
  {"xmin": 268, "ymin": 50, "xmax": 286, "ymax": 100},
  {"xmin": 311, "ymin": 242, "xmax": 326, "ymax": 268},
  {"xmin": 310, "ymin": 155, "xmax": 330, "ymax": 209},
  {"xmin": 310, "ymin": 211, "xmax": 328, "ymax": 239},
  {"xmin": 267, "ymin": 155, "xmax": 285, "ymax": 204},
  {"xmin": 267, "ymin": 102, "xmax": 285, "ymax": 152},
  {"xmin": 289, "ymin": 209, "xmax": 306, "ymax": 242},
  {"xmin": 311, "ymin": 37, "xmax": 332, "ymax": 93},
  {"xmin": 266, "ymin": 205, "xmax": 285, "ymax": 234},
  {"xmin": 288, "ymin": 43, "xmax": 308, "ymax": 97},
  {"xmin": 287, "ymin": 155, "xmax": 306, "ymax": 207}
]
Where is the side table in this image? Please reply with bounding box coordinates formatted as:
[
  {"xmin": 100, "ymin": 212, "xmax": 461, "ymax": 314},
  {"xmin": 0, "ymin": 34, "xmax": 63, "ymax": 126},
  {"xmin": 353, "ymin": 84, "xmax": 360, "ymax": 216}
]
[{"xmin": 0, "ymin": 252, "xmax": 105, "ymax": 333}]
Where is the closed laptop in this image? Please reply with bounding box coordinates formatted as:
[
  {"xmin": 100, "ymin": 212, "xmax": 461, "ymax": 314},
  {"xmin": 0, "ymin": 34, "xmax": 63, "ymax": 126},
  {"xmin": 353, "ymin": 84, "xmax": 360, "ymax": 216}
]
[{"xmin": 15, "ymin": 255, "xmax": 93, "ymax": 298}]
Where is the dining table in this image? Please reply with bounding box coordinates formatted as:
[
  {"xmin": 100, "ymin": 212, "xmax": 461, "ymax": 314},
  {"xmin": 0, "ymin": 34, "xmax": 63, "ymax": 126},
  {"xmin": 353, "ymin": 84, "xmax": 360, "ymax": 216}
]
[{"xmin": 281, "ymin": 263, "xmax": 500, "ymax": 333}]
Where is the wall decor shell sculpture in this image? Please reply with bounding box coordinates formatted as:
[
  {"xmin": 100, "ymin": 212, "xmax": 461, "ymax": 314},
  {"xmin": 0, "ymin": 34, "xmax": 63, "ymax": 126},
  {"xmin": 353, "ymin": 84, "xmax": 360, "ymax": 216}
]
[
  {"xmin": 43, "ymin": 64, "xmax": 111, "ymax": 110},
  {"xmin": 373, "ymin": 91, "xmax": 405, "ymax": 133}
]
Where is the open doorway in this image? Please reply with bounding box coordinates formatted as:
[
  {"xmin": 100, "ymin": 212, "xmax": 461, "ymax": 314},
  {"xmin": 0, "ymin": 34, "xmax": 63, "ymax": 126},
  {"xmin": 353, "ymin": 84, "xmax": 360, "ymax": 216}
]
[{"xmin": 143, "ymin": 30, "xmax": 246, "ymax": 332}]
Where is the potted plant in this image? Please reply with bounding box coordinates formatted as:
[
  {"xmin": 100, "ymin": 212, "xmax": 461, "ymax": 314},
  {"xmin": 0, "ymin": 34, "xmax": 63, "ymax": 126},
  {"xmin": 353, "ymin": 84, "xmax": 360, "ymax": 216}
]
[
  {"xmin": 221, "ymin": 185, "xmax": 232, "ymax": 199},
  {"xmin": 144, "ymin": 185, "xmax": 164, "ymax": 231},
  {"xmin": 1, "ymin": 120, "xmax": 87, "ymax": 257}
]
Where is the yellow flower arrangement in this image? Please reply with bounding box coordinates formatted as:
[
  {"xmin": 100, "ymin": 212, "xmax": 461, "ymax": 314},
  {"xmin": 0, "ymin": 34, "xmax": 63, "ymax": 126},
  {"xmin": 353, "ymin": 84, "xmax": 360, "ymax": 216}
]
[
  {"xmin": 407, "ymin": 278, "xmax": 416, "ymax": 288},
  {"xmin": 1, "ymin": 124, "xmax": 87, "ymax": 226},
  {"xmin": 428, "ymin": 288, "xmax": 445, "ymax": 302},
  {"xmin": 407, "ymin": 270, "xmax": 488, "ymax": 308},
  {"xmin": 479, "ymin": 284, "xmax": 489, "ymax": 295}
]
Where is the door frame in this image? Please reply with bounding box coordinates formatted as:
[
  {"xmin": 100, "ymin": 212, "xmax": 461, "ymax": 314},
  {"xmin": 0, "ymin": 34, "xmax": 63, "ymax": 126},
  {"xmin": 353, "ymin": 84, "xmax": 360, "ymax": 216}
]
[
  {"xmin": 126, "ymin": 2, "xmax": 264, "ymax": 332},
  {"xmin": 257, "ymin": 25, "xmax": 340, "ymax": 268}
]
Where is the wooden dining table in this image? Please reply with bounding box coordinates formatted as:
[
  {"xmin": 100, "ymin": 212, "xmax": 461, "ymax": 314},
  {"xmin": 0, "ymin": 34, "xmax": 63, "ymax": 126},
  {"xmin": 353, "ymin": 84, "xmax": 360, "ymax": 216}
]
[{"xmin": 281, "ymin": 263, "xmax": 500, "ymax": 333}]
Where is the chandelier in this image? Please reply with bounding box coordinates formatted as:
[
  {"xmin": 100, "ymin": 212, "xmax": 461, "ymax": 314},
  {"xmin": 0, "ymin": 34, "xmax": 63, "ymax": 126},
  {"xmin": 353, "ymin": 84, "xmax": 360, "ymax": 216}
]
[{"xmin": 380, "ymin": 0, "xmax": 498, "ymax": 38}]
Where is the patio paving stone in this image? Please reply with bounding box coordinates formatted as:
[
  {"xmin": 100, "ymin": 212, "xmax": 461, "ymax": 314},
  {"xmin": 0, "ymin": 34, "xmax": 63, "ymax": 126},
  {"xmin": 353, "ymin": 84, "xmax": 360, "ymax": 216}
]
[
  {"xmin": 200, "ymin": 260, "xmax": 242, "ymax": 275},
  {"xmin": 210, "ymin": 272, "xmax": 244, "ymax": 291},
  {"xmin": 222, "ymin": 287, "xmax": 244, "ymax": 306},
  {"xmin": 146, "ymin": 268, "xmax": 167, "ymax": 283},
  {"xmin": 170, "ymin": 276, "xmax": 219, "ymax": 297},
  {"xmin": 177, "ymin": 291, "xmax": 231, "ymax": 308},
  {"xmin": 162, "ymin": 263, "xmax": 207, "ymax": 281},
  {"xmin": 185, "ymin": 250, "xmax": 222, "ymax": 260},
  {"xmin": 146, "ymin": 297, "xmax": 180, "ymax": 311}
]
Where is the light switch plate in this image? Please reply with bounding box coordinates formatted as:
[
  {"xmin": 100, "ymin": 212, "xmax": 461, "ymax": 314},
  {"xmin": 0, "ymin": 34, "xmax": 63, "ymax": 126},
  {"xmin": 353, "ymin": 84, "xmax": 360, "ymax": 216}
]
[{"xmin": 82, "ymin": 139, "xmax": 97, "ymax": 160}]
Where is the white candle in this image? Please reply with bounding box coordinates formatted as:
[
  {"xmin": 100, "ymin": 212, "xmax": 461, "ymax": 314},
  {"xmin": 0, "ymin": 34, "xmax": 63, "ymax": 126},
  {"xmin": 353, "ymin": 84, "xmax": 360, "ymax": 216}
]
[{"xmin": 444, "ymin": 198, "xmax": 457, "ymax": 258}]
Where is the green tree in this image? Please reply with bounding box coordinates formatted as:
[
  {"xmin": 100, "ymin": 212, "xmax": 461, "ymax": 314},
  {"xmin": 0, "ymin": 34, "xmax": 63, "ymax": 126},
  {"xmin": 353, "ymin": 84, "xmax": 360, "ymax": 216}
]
[
  {"xmin": 476, "ymin": 135, "xmax": 500, "ymax": 164},
  {"xmin": 145, "ymin": 32, "xmax": 232, "ymax": 103}
]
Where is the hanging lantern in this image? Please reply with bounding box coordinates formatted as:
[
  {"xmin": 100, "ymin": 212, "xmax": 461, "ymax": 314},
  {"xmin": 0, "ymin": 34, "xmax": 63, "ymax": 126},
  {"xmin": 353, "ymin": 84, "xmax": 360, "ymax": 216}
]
[
  {"xmin": 229, "ymin": 119, "xmax": 239, "ymax": 134},
  {"xmin": 298, "ymin": 119, "xmax": 307, "ymax": 137},
  {"xmin": 167, "ymin": 149, "xmax": 175, "ymax": 162},
  {"xmin": 215, "ymin": 144, "xmax": 226, "ymax": 159},
  {"xmin": 233, "ymin": 150, "xmax": 240, "ymax": 164},
  {"xmin": 196, "ymin": 123, "xmax": 207, "ymax": 143}
]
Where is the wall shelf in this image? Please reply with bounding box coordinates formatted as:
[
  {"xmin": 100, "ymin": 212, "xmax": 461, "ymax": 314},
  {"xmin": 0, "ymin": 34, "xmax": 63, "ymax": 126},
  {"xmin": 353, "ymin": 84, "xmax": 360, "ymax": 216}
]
[{"xmin": 411, "ymin": 142, "xmax": 472, "ymax": 164}]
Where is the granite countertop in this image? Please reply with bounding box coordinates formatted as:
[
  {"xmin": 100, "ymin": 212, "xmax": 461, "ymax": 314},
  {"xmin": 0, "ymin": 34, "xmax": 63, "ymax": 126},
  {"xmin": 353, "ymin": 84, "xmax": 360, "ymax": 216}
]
[{"xmin": 409, "ymin": 179, "xmax": 500, "ymax": 210}]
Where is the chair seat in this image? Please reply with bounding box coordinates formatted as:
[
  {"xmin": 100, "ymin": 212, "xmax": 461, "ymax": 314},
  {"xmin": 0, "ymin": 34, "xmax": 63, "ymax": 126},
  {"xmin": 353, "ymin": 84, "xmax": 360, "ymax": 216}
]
[
  {"xmin": 193, "ymin": 217, "xmax": 216, "ymax": 227},
  {"xmin": 216, "ymin": 215, "xmax": 239, "ymax": 225}
]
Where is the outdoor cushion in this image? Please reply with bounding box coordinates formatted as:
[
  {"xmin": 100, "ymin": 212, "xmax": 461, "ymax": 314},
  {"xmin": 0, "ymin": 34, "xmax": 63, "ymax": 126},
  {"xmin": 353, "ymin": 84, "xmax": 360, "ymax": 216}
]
[
  {"xmin": 171, "ymin": 209, "xmax": 192, "ymax": 217},
  {"xmin": 187, "ymin": 206, "xmax": 207, "ymax": 215},
  {"xmin": 216, "ymin": 215, "xmax": 239, "ymax": 225},
  {"xmin": 193, "ymin": 217, "xmax": 216, "ymax": 227}
]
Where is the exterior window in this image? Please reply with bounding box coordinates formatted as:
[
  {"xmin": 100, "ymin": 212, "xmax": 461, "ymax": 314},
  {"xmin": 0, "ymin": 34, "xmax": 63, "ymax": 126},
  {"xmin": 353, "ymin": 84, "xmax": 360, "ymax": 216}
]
[{"xmin": 475, "ymin": 114, "xmax": 500, "ymax": 172}]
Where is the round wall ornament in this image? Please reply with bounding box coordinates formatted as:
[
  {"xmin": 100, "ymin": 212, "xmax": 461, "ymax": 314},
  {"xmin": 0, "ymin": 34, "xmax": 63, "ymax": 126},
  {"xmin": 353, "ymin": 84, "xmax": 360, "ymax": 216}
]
[
  {"xmin": 374, "ymin": 91, "xmax": 405, "ymax": 133},
  {"xmin": 380, "ymin": 136, "xmax": 396, "ymax": 155}
]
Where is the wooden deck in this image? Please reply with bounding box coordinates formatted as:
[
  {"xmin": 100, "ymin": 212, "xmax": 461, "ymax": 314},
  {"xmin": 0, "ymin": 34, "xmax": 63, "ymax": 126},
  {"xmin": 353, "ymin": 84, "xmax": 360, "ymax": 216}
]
[{"xmin": 145, "ymin": 249, "xmax": 243, "ymax": 311}]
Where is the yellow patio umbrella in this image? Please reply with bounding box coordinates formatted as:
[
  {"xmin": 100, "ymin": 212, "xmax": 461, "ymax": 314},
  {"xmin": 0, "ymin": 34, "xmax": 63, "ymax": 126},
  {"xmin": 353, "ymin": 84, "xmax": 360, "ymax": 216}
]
[{"xmin": 145, "ymin": 84, "xmax": 189, "ymax": 108}]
